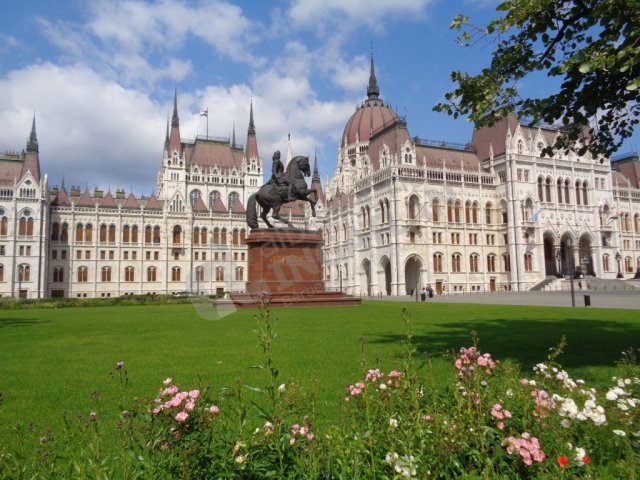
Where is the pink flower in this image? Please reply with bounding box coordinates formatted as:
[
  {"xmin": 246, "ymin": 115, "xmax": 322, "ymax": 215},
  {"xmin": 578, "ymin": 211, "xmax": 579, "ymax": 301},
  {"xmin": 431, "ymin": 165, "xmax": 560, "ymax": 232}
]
[
  {"xmin": 175, "ymin": 411, "xmax": 188, "ymax": 422},
  {"xmin": 307, "ymin": 433, "xmax": 315, "ymax": 442},
  {"xmin": 497, "ymin": 421, "xmax": 505, "ymax": 430},
  {"xmin": 167, "ymin": 386, "xmax": 179, "ymax": 395},
  {"xmin": 455, "ymin": 359, "xmax": 463, "ymax": 369},
  {"xmin": 520, "ymin": 378, "xmax": 529, "ymax": 385},
  {"xmin": 291, "ymin": 424, "xmax": 301, "ymax": 435},
  {"xmin": 185, "ymin": 400, "xmax": 196, "ymax": 411},
  {"xmin": 152, "ymin": 408, "xmax": 161, "ymax": 415},
  {"xmin": 188, "ymin": 389, "xmax": 200, "ymax": 400},
  {"xmin": 423, "ymin": 414, "xmax": 433, "ymax": 422},
  {"xmin": 115, "ymin": 360, "xmax": 124, "ymax": 370},
  {"xmin": 290, "ymin": 437, "xmax": 296, "ymax": 446},
  {"xmin": 163, "ymin": 378, "xmax": 173, "ymax": 385},
  {"xmin": 89, "ymin": 411, "xmax": 97, "ymax": 422},
  {"xmin": 209, "ymin": 405, "xmax": 220, "ymax": 414}
]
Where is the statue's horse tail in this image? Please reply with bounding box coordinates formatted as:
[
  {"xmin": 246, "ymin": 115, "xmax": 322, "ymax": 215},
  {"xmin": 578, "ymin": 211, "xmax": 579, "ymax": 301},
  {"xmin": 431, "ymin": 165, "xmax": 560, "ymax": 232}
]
[{"xmin": 246, "ymin": 193, "xmax": 259, "ymax": 229}]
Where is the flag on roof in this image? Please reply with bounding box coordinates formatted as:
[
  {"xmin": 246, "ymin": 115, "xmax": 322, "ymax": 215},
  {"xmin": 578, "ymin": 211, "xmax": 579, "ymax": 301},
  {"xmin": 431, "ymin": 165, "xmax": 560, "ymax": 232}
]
[{"xmin": 199, "ymin": 108, "xmax": 208, "ymax": 117}]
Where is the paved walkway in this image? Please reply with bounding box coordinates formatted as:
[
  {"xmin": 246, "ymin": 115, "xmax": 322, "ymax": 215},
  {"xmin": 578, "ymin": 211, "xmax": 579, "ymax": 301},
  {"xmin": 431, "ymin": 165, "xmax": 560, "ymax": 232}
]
[{"xmin": 369, "ymin": 290, "xmax": 640, "ymax": 310}]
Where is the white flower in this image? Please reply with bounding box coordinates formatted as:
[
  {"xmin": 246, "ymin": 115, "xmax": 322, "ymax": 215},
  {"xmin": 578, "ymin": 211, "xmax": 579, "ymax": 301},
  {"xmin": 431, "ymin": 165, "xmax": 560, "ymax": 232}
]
[
  {"xmin": 574, "ymin": 447, "xmax": 586, "ymax": 463},
  {"xmin": 506, "ymin": 388, "xmax": 514, "ymax": 397},
  {"xmin": 278, "ymin": 384, "xmax": 286, "ymax": 393},
  {"xmin": 606, "ymin": 390, "xmax": 619, "ymax": 401},
  {"xmin": 613, "ymin": 429, "xmax": 626, "ymax": 437},
  {"xmin": 561, "ymin": 419, "xmax": 572, "ymax": 428},
  {"xmin": 385, "ymin": 451, "xmax": 399, "ymax": 464},
  {"xmin": 379, "ymin": 383, "xmax": 387, "ymax": 390},
  {"xmin": 389, "ymin": 418, "xmax": 399, "ymax": 428}
]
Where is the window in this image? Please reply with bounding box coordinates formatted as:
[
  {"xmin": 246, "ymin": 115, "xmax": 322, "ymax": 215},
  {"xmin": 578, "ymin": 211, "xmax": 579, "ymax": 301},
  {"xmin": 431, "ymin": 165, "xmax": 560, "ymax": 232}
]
[
  {"xmin": 517, "ymin": 140, "xmax": 523, "ymax": 154},
  {"xmin": 582, "ymin": 181, "xmax": 588, "ymax": 206},
  {"xmin": 131, "ymin": 225, "xmax": 139, "ymax": 243},
  {"xmin": 196, "ymin": 266, "xmax": 205, "ymax": 282},
  {"xmin": 470, "ymin": 254, "xmax": 479, "ymax": 273},
  {"xmin": 19, "ymin": 213, "xmax": 34, "ymax": 237},
  {"xmin": 452, "ymin": 254, "xmax": 461, "ymax": 273},
  {"xmin": 108, "ymin": 225, "xmax": 116, "ymax": 243},
  {"xmin": 524, "ymin": 253, "xmax": 533, "ymax": 272},
  {"xmin": 77, "ymin": 266, "xmax": 88, "ymax": 282},
  {"xmin": 465, "ymin": 201, "xmax": 471, "ymax": 224},
  {"xmin": 100, "ymin": 224, "xmax": 108, "ymax": 243},
  {"xmin": 101, "ymin": 266, "xmax": 111, "ymax": 282},
  {"xmin": 235, "ymin": 266, "xmax": 244, "ymax": 281},
  {"xmin": 60, "ymin": 223, "xmax": 69, "ymax": 241},
  {"xmin": 200, "ymin": 227, "xmax": 207, "ymax": 245},
  {"xmin": 233, "ymin": 228, "xmax": 240, "ymax": 245},
  {"xmin": 433, "ymin": 253, "xmax": 443, "ymax": 273},
  {"xmin": 172, "ymin": 225, "xmax": 182, "ymax": 244},
  {"xmin": 545, "ymin": 177, "xmax": 551, "ymax": 202},
  {"xmin": 209, "ymin": 190, "xmax": 221, "ymax": 209},
  {"xmin": 76, "ymin": 223, "xmax": 84, "ymax": 242},
  {"xmin": 51, "ymin": 223, "xmax": 60, "ymax": 241},
  {"xmin": 0, "ymin": 216, "xmax": 7, "ymax": 236},
  {"xmin": 53, "ymin": 266, "xmax": 64, "ymax": 283},
  {"xmin": 485, "ymin": 202, "xmax": 492, "ymax": 225},
  {"xmin": 193, "ymin": 227, "xmax": 200, "ymax": 245},
  {"xmin": 602, "ymin": 254, "xmax": 610, "ymax": 272},
  {"xmin": 472, "ymin": 202, "xmax": 479, "ymax": 224},
  {"xmin": 575, "ymin": 181, "xmax": 582, "ymax": 206},
  {"xmin": 557, "ymin": 179, "xmax": 563, "ymax": 204},
  {"xmin": 408, "ymin": 195, "xmax": 419, "ymax": 220},
  {"xmin": 432, "ymin": 199, "xmax": 440, "ymax": 222},
  {"xmin": 487, "ymin": 254, "xmax": 496, "ymax": 273},
  {"xmin": 123, "ymin": 225, "xmax": 130, "ymax": 243},
  {"xmin": 215, "ymin": 267, "xmax": 224, "ymax": 281},
  {"xmin": 153, "ymin": 226, "xmax": 161, "ymax": 244},
  {"xmin": 454, "ymin": 201, "xmax": 461, "ymax": 223},
  {"xmin": 18, "ymin": 264, "xmax": 31, "ymax": 281},
  {"xmin": 189, "ymin": 189, "xmax": 202, "ymax": 207},
  {"xmin": 227, "ymin": 192, "xmax": 239, "ymax": 210},
  {"xmin": 625, "ymin": 256, "xmax": 633, "ymax": 273},
  {"xmin": 503, "ymin": 254, "xmax": 511, "ymax": 272},
  {"xmin": 145, "ymin": 226, "xmax": 152, "ymax": 244},
  {"xmin": 564, "ymin": 179, "xmax": 570, "ymax": 205},
  {"xmin": 0, "ymin": 264, "xmax": 3, "ymax": 282},
  {"xmin": 147, "ymin": 267, "xmax": 157, "ymax": 282},
  {"xmin": 171, "ymin": 266, "xmax": 181, "ymax": 282},
  {"xmin": 125, "ymin": 266, "xmax": 135, "ymax": 282},
  {"xmin": 447, "ymin": 200, "xmax": 453, "ymax": 223}
]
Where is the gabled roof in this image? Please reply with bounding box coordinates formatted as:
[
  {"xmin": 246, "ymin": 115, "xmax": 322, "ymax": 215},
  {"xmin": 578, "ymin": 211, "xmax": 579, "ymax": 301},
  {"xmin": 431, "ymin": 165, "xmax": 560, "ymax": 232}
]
[
  {"xmin": 184, "ymin": 139, "xmax": 243, "ymax": 170},
  {"xmin": 122, "ymin": 192, "xmax": 140, "ymax": 209},
  {"xmin": 280, "ymin": 200, "xmax": 306, "ymax": 217},
  {"xmin": 99, "ymin": 191, "xmax": 118, "ymax": 208},
  {"xmin": 192, "ymin": 196, "xmax": 208, "ymax": 212},
  {"xmin": 143, "ymin": 194, "xmax": 162, "ymax": 210},
  {"xmin": 52, "ymin": 189, "xmax": 70, "ymax": 206},
  {"xmin": 211, "ymin": 196, "xmax": 227, "ymax": 213},
  {"xmin": 230, "ymin": 197, "xmax": 245, "ymax": 214},
  {"xmin": 75, "ymin": 190, "xmax": 95, "ymax": 208}
]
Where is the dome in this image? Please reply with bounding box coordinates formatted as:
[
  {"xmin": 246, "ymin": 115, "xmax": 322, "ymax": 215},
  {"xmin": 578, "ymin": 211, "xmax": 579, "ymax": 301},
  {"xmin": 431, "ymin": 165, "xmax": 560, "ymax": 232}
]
[
  {"xmin": 341, "ymin": 55, "xmax": 397, "ymax": 147},
  {"xmin": 342, "ymin": 99, "xmax": 398, "ymax": 147}
]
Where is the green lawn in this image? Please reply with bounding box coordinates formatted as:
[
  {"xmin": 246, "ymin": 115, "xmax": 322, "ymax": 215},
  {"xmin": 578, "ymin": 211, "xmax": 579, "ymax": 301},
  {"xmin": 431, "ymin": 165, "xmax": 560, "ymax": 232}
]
[{"xmin": 1, "ymin": 300, "xmax": 639, "ymax": 447}]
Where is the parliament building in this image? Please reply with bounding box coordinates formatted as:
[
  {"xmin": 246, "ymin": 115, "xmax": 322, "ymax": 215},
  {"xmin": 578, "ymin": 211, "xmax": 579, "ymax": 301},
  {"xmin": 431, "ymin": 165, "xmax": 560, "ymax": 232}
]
[{"xmin": 1, "ymin": 60, "xmax": 639, "ymax": 299}]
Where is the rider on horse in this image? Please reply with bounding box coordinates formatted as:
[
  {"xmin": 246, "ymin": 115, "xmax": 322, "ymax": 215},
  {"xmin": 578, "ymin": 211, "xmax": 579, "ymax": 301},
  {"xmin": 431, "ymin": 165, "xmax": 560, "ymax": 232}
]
[{"xmin": 269, "ymin": 150, "xmax": 294, "ymax": 202}]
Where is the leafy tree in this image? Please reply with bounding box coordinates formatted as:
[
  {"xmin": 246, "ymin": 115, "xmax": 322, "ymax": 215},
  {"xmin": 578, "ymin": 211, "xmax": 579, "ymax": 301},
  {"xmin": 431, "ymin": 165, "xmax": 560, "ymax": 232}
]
[{"xmin": 434, "ymin": 0, "xmax": 640, "ymax": 157}]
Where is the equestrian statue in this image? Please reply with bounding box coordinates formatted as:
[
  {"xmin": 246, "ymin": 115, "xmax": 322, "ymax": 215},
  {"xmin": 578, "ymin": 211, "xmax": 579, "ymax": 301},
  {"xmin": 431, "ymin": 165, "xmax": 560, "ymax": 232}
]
[{"xmin": 246, "ymin": 151, "xmax": 317, "ymax": 229}]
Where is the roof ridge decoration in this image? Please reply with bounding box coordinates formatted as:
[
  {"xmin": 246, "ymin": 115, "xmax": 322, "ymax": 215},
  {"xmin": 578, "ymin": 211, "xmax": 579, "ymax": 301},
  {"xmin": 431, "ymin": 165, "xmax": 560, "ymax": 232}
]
[{"xmin": 123, "ymin": 192, "xmax": 140, "ymax": 209}]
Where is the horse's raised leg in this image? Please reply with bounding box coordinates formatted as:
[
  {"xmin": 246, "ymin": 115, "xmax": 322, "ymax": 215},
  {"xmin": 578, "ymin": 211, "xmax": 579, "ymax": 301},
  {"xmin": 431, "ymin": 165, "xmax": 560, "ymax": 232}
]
[
  {"xmin": 261, "ymin": 206, "xmax": 274, "ymax": 229},
  {"xmin": 271, "ymin": 205, "xmax": 294, "ymax": 228}
]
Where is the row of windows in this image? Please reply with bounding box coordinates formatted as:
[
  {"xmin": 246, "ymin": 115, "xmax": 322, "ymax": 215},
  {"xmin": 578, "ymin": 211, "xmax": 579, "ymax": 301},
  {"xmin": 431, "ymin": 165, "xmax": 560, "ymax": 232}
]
[
  {"xmin": 51, "ymin": 223, "xmax": 247, "ymax": 245},
  {"xmin": 537, "ymin": 177, "xmax": 589, "ymax": 206},
  {"xmin": 53, "ymin": 266, "xmax": 245, "ymax": 283},
  {"xmin": 0, "ymin": 217, "xmax": 35, "ymax": 237},
  {"xmin": 189, "ymin": 190, "xmax": 241, "ymax": 210},
  {"xmin": 431, "ymin": 253, "xmax": 514, "ymax": 273}
]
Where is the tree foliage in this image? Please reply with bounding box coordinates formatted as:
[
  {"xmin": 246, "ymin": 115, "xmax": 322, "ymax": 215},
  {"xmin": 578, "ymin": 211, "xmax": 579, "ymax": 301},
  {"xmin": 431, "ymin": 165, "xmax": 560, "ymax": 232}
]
[{"xmin": 434, "ymin": 0, "xmax": 640, "ymax": 157}]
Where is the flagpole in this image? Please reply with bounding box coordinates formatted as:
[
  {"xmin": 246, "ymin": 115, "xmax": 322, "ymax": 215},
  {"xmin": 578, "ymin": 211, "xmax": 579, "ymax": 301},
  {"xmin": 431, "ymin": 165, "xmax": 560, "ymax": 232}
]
[{"xmin": 206, "ymin": 112, "xmax": 209, "ymax": 139}]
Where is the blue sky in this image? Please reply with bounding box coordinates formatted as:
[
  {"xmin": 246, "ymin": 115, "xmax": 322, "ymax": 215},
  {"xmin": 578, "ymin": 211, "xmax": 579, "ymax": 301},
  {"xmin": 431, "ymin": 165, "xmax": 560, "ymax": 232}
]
[{"xmin": 1, "ymin": 0, "xmax": 638, "ymax": 195}]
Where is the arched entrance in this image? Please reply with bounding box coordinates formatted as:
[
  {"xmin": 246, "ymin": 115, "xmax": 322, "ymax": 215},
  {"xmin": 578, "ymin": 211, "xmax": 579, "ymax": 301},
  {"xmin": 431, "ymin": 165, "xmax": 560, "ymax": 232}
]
[
  {"xmin": 361, "ymin": 259, "xmax": 372, "ymax": 296},
  {"xmin": 543, "ymin": 232, "xmax": 556, "ymax": 276},
  {"xmin": 559, "ymin": 234, "xmax": 575, "ymax": 276},
  {"xmin": 404, "ymin": 256, "xmax": 422, "ymax": 295},
  {"xmin": 380, "ymin": 256, "xmax": 392, "ymax": 296},
  {"xmin": 578, "ymin": 234, "xmax": 594, "ymax": 276}
]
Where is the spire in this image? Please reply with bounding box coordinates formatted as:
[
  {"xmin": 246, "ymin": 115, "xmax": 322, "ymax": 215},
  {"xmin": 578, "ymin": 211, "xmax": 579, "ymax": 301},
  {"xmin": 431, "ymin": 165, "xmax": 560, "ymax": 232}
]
[
  {"xmin": 285, "ymin": 132, "xmax": 292, "ymax": 168},
  {"xmin": 164, "ymin": 117, "xmax": 169, "ymax": 149},
  {"xmin": 248, "ymin": 98, "xmax": 255, "ymax": 135},
  {"xmin": 232, "ymin": 121, "xmax": 236, "ymax": 148},
  {"xmin": 26, "ymin": 114, "xmax": 38, "ymax": 153},
  {"xmin": 367, "ymin": 50, "xmax": 379, "ymax": 101},
  {"xmin": 245, "ymin": 99, "xmax": 259, "ymax": 160},
  {"xmin": 171, "ymin": 88, "xmax": 179, "ymax": 128},
  {"xmin": 312, "ymin": 148, "xmax": 320, "ymax": 184},
  {"xmin": 168, "ymin": 90, "xmax": 182, "ymax": 154}
]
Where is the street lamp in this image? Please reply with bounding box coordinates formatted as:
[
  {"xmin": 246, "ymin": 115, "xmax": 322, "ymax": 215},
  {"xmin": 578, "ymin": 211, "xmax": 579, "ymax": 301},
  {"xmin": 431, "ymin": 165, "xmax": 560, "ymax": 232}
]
[{"xmin": 615, "ymin": 251, "xmax": 623, "ymax": 278}]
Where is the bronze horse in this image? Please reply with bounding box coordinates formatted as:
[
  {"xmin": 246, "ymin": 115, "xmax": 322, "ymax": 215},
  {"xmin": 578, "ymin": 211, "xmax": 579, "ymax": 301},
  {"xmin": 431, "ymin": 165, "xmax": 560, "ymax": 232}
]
[{"xmin": 246, "ymin": 155, "xmax": 317, "ymax": 229}]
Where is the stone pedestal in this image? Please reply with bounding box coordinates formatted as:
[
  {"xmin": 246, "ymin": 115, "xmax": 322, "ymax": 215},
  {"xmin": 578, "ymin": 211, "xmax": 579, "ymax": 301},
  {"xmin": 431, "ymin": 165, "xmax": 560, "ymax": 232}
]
[{"xmin": 216, "ymin": 229, "xmax": 361, "ymax": 308}]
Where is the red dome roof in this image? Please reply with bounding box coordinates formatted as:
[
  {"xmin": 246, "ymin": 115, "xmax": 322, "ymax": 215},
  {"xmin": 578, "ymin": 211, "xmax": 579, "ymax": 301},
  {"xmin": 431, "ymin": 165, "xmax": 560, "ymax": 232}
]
[
  {"xmin": 341, "ymin": 55, "xmax": 397, "ymax": 147},
  {"xmin": 342, "ymin": 99, "xmax": 398, "ymax": 147}
]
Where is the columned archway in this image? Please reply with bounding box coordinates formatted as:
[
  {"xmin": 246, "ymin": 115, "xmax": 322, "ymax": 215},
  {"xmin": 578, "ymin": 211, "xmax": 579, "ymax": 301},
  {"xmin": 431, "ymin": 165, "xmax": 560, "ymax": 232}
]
[
  {"xmin": 578, "ymin": 234, "xmax": 594, "ymax": 276},
  {"xmin": 404, "ymin": 255, "xmax": 422, "ymax": 295},
  {"xmin": 559, "ymin": 233, "xmax": 575, "ymax": 276},
  {"xmin": 380, "ymin": 256, "xmax": 392, "ymax": 296},
  {"xmin": 543, "ymin": 232, "xmax": 556, "ymax": 276},
  {"xmin": 361, "ymin": 259, "xmax": 372, "ymax": 296}
]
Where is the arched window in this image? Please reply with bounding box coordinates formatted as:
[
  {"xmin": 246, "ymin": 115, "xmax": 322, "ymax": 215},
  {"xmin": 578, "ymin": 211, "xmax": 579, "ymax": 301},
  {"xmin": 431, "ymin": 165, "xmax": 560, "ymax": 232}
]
[
  {"xmin": 472, "ymin": 202, "xmax": 479, "ymax": 224},
  {"xmin": 537, "ymin": 177, "xmax": 544, "ymax": 201},
  {"xmin": 380, "ymin": 200, "xmax": 386, "ymax": 224},
  {"xmin": 189, "ymin": 189, "xmax": 202, "ymax": 207},
  {"xmin": 101, "ymin": 266, "xmax": 111, "ymax": 282},
  {"xmin": 517, "ymin": 140, "xmax": 523, "ymax": 154},
  {"xmin": 524, "ymin": 253, "xmax": 533, "ymax": 272},
  {"xmin": 557, "ymin": 179, "xmax": 563, "ymax": 204},
  {"xmin": 582, "ymin": 181, "xmax": 588, "ymax": 206},
  {"xmin": 145, "ymin": 225, "xmax": 152, "ymax": 244},
  {"xmin": 485, "ymin": 202, "xmax": 492, "ymax": 225},
  {"xmin": 131, "ymin": 225, "xmax": 139, "ymax": 243},
  {"xmin": 51, "ymin": 222, "xmax": 60, "ymax": 241},
  {"xmin": 147, "ymin": 266, "xmax": 157, "ymax": 282},
  {"xmin": 0, "ymin": 264, "xmax": 3, "ymax": 282},
  {"xmin": 487, "ymin": 254, "xmax": 496, "ymax": 273},
  {"xmin": 213, "ymin": 228, "xmax": 220, "ymax": 244},
  {"xmin": 408, "ymin": 195, "xmax": 419, "ymax": 220},
  {"xmin": 172, "ymin": 225, "xmax": 182, "ymax": 244},
  {"xmin": 433, "ymin": 253, "xmax": 443, "ymax": 273},
  {"xmin": 75, "ymin": 223, "xmax": 84, "ymax": 242},
  {"xmin": 447, "ymin": 200, "xmax": 453, "ymax": 223},
  {"xmin": 193, "ymin": 227, "xmax": 200, "ymax": 245},
  {"xmin": 635, "ymin": 214, "xmax": 640, "ymax": 233},
  {"xmin": 18, "ymin": 264, "xmax": 31, "ymax": 282},
  {"xmin": 220, "ymin": 228, "xmax": 227, "ymax": 244},
  {"xmin": 625, "ymin": 256, "xmax": 633, "ymax": 273},
  {"xmin": 564, "ymin": 179, "xmax": 570, "ymax": 205},
  {"xmin": 171, "ymin": 267, "xmax": 181, "ymax": 282},
  {"xmin": 53, "ymin": 266, "xmax": 64, "ymax": 282},
  {"xmin": 575, "ymin": 180, "xmax": 582, "ymax": 206},
  {"xmin": 123, "ymin": 225, "xmax": 130, "ymax": 243},
  {"xmin": 454, "ymin": 201, "xmax": 462, "ymax": 223},
  {"xmin": 0, "ymin": 216, "xmax": 7, "ymax": 236},
  {"xmin": 235, "ymin": 266, "xmax": 244, "ymax": 281},
  {"xmin": 469, "ymin": 254, "xmax": 479, "ymax": 273},
  {"xmin": 452, "ymin": 254, "xmax": 461, "ymax": 272},
  {"xmin": 100, "ymin": 224, "xmax": 108, "ymax": 243},
  {"xmin": 503, "ymin": 254, "xmax": 511, "ymax": 272},
  {"xmin": 195, "ymin": 266, "xmax": 205, "ymax": 282},
  {"xmin": 602, "ymin": 254, "xmax": 610, "ymax": 272},
  {"xmin": 232, "ymin": 228, "xmax": 240, "ymax": 246},
  {"xmin": 385, "ymin": 199, "xmax": 390, "ymax": 222},
  {"xmin": 108, "ymin": 224, "xmax": 116, "ymax": 243},
  {"xmin": 240, "ymin": 229, "xmax": 246, "ymax": 244},
  {"xmin": 153, "ymin": 226, "xmax": 161, "ymax": 244},
  {"xmin": 465, "ymin": 201, "xmax": 471, "ymax": 224},
  {"xmin": 125, "ymin": 266, "xmax": 135, "ymax": 282},
  {"xmin": 545, "ymin": 177, "xmax": 552, "ymax": 202},
  {"xmin": 432, "ymin": 199, "xmax": 440, "ymax": 222},
  {"xmin": 209, "ymin": 190, "xmax": 221, "ymax": 209},
  {"xmin": 82, "ymin": 223, "xmax": 91, "ymax": 242},
  {"xmin": 200, "ymin": 227, "xmax": 207, "ymax": 245},
  {"xmin": 227, "ymin": 192, "xmax": 239, "ymax": 210},
  {"xmin": 60, "ymin": 223, "xmax": 68, "ymax": 241},
  {"xmin": 77, "ymin": 266, "xmax": 88, "ymax": 282},
  {"xmin": 215, "ymin": 267, "xmax": 224, "ymax": 281}
]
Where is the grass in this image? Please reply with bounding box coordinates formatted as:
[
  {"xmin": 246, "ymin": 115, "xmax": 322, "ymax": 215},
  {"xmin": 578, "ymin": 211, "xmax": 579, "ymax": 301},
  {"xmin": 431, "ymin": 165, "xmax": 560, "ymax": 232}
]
[{"xmin": 1, "ymin": 300, "xmax": 639, "ymax": 449}]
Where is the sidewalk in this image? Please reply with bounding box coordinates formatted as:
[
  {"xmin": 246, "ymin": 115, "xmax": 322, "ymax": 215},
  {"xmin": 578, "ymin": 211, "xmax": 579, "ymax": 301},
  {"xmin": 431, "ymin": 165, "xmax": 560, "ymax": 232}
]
[{"xmin": 369, "ymin": 290, "xmax": 640, "ymax": 310}]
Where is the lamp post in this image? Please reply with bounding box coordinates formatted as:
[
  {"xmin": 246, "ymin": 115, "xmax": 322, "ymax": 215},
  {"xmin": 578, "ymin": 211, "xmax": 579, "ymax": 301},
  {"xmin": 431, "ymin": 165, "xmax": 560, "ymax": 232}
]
[{"xmin": 615, "ymin": 251, "xmax": 623, "ymax": 278}]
